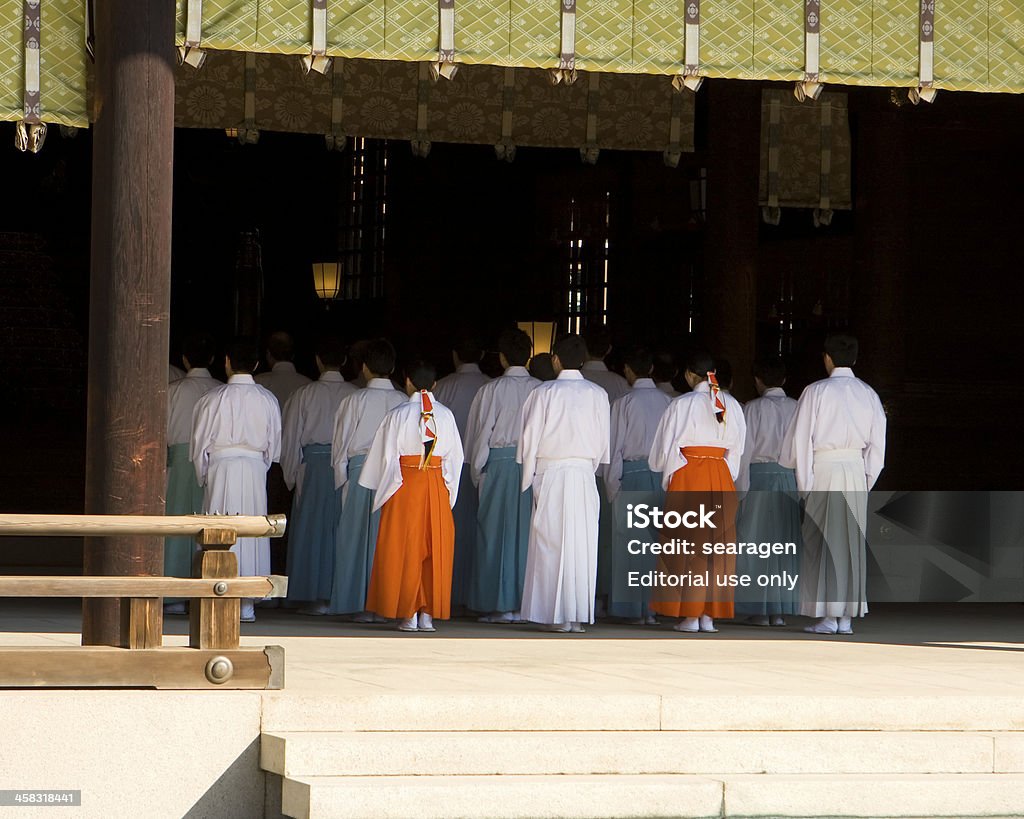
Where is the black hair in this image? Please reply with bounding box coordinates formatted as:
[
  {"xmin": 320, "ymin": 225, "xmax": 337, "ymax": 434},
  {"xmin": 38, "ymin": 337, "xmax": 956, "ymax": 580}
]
[
  {"xmin": 498, "ymin": 327, "xmax": 533, "ymax": 367},
  {"xmin": 582, "ymin": 325, "xmax": 612, "ymax": 359},
  {"xmin": 754, "ymin": 356, "xmax": 787, "ymax": 388},
  {"xmin": 453, "ymin": 336, "xmax": 482, "ymax": 364},
  {"xmin": 266, "ymin": 331, "xmax": 296, "ymax": 362},
  {"xmin": 363, "ymin": 338, "xmax": 397, "ymax": 377},
  {"xmin": 528, "ymin": 353, "xmax": 557, "ymax": 382},
  {"xmin": 227, "ymin": 337, "xmax": 260, "ymax": 374},
  {"xmin": 824, "ymin": 332, "xmax": 858, "ymax": 367},
  {"xmin": 652, "ymin": 350, "xmax": 677, "ymax": 383},
  {"xmin": 316, "ymin": 335, "xmax": 346, "ymax": 369},
  {"xmin": 683, "ymin": 349, "xmax": 715, "ymax": 380},
  {"xmin": 405, "ymin": 359, "xmax": 437, "ymax": 391},
  {"xmin": 624, "ymin": 346, "xmax": 654, "ymax": 378},
  {"xmin": 553, "ymin": 334, "xmax": 588, "ymax": 370},
  {"xmin": 181, "ymin": 331, "xmax": 215, "ymax": 369}
]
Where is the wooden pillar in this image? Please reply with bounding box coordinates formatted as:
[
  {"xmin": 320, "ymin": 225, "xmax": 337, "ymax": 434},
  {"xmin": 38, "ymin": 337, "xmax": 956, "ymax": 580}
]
[
  {"xmin": 83, "ymin": 0, "xmax": 176, "ymax": 647},
  {"xmin": 703, "ymin": 80, "xmax": 761, "ymax": 401}
]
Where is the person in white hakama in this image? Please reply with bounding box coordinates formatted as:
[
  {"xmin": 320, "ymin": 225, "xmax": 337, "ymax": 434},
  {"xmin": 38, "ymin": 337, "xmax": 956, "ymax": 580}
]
[
  {"xmin": 464, "ymin": 328, "xmax": 541, "ymax": 622},
  {"xmin": 604, "ymin": 347, "xmax": 671, "ymax": 624},
  {"xmin": 780, "ymin": 333, "xmax": 886, "ymax": 635},
  {"xmin": 329, "ymin": 338, "xmax": 406, "ymax": 620},
  {"xmin": 434, "ymin": 337, "xmax": 490, "ymax": 609},
  {"xmin": 518, "ymin": 334, "xmax": 610, "ymax": 633},
  {"xmin": 280, "ymin": 337, "xmax": 357, "ymax": 615},
  {"xmin": 191, "ymin": 338, "xmax": 282, "ymax": 623},
  {"xmin": 164, "ymin": 333, "xmax": 221, "ymax": 615}
]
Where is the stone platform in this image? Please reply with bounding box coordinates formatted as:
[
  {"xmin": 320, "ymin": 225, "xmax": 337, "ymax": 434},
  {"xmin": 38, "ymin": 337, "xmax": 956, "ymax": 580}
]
[{"xmin": 0, "ymin": 601, "xmax": 1022, "ymax": 818}]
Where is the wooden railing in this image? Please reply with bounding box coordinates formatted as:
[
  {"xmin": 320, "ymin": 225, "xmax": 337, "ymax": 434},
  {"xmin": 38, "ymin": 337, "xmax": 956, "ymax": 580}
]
[{"xmin": 0, "ymin": 514, "xmax": 288, "ymax": 690}]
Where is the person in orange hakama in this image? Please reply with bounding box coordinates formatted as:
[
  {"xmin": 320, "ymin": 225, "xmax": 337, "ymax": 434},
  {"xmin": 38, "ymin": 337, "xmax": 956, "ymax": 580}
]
[
  {"xmin": 647, "ymin": 351, "xmax": 746, "ymax": 634},
  {"xmin": 358, "ymin": 360, "xmax": 464, "ymax": 633}
]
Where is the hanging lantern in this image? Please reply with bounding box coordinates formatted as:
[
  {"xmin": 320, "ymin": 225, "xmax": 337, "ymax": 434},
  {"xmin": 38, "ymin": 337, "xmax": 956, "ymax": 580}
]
[
  {"xmin": 312, "ymin": 262, "xmax": 341, "ymax": 300},
  {"xmin": 517, "ymin": 321, "xmax": 557, "ymax": 356}
]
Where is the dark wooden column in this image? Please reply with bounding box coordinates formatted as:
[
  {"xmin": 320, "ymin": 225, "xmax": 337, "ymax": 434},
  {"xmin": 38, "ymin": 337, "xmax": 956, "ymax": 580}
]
[
  {"xmin": 852, "ymin": 93, "xmax": 908, "ymax": 396},
  {"xmin": 83, "ymin": 0, "xmax": 175, "ymax": 647},
  {"xmin": 702, "ymin": 80, "xmax": 762, "ymax": 401}
]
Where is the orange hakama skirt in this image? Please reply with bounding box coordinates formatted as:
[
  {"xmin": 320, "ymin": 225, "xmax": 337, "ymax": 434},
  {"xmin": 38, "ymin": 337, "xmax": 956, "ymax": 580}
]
[
  {"xmin": 652, "ymin": 446, "xmax": 738, "ymax": 620},
  {"xmin": 366, "ymin": 455, "xmax": 455, "ymax": 620}
]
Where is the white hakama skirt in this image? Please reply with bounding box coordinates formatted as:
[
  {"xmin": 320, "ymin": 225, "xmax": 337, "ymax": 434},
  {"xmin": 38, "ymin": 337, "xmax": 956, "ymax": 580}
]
[
  {"xmin": 800, "ymin": 449, "xmax": 869, "ymax": 619},
  {"xmin": 520, "ymin": 458, "xmax": 600, "ymax": 626},
  {"xmin": 203, "ymin": 448, "xmax": 271, "ymax": 578}
]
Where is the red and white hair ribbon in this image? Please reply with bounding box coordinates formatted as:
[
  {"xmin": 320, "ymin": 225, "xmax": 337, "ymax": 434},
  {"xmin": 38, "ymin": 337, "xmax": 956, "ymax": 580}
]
[
  {"xmin": 708, "ymin": 371, "xmax": 726, "ymax": 425},
  {"xmin": 418, "ymin": 390, "xmax": 438, "ymax": 469}
]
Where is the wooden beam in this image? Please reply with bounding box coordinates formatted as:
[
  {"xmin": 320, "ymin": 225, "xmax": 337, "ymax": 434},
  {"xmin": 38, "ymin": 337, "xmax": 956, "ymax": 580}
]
[
  {"xmin": 0, "ymin": 647, "xmax": 284, "ymax": 690},
  {"xmin": 0, "ymin": 576, "xmax": 287, "ymax": 598},
  {"xmin": 82, "ymin": 0, "xmax": 177, "ymax": 646},
  {"xmin": 197, "ymin": 527, "xmax": 239, "ymax": 549},
  {"xmin": 0, "ymin": 513, "xmax": 287, "ymax": 539}
]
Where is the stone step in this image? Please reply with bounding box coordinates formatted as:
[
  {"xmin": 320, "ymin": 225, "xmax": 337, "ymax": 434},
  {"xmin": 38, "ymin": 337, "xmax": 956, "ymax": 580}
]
[
  {"xmin": 279, "ymin": 773, "xmax": 1024, "ymax": 819},
  {"xmin": 261, "ymin": 692, "xmax": 1024, "ymax": 733},
  {"xmin": 263, "ymin": 729, "xmax": 1020, "ymax": 777},
  {"xmin": 281, "ymin": 773, "xmax": 724, "ymax": 819}
]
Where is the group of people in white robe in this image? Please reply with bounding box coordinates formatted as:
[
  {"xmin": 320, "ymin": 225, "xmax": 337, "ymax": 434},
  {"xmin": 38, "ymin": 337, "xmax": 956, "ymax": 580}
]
[{"xmin": 165, "ymin": 325, "xmax": 885, "ymax": 636}]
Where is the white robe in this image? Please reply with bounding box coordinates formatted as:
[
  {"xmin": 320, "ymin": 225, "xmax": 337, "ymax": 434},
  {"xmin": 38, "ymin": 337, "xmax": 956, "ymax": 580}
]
[
  {"xmin": 517, "ymin": 370, "xmax": 610, "ymax": 625},
  {"xmin": 256, "ymin": 361, "xmax": 313, "ymax": 409},
  {"xmin": 736, "ymin": 387, "xmax": 798, "ymax": 492},
  {"xmin": 780, "ymin": 368, "xmax": 887, "ymax": 493},
  {"xmin": 169, "ymin": 363, "xmax": 186, "ymax": 382},
  {"xmin": 656, "ymin": 381, "xmax": 681, "ymax": 399},
  {"xmin": 648, "ymin": 382, "xmax": 747, "ymax": 486},
  {"xmin": 280, "ymin": 372, "xmax": 358, "ymax": 495},
  {"xmin": 190, "ymin": 374, "xmax": 282, "ymax": 577},
  {"xmin": 605, "ymin": 378, "xmax": 672, "ymax": 501},
  {"xmin": 433, "ymin": 363, "xmax": 491, "ymax": 440},
  {"xmin": 582, "ymin": 360, "xmax": 631, "ymax": 404},
  {"xmin": 780, "ymin": 367, "xmax": 886, "ymax": 619},
  {"xmin": 331, "ymin": 377, "xmax": 407, "ymax": 498},
  {"xmin": 359, "ymin": 392, "xmax": 464, "ymax": 512},
  {"xmin": 464, "ymin": 365, "xmax": 541, "ymax": 487},
  {"xmin": 167, "ymin": 368, "xmax": 221, "ymax": 446}
]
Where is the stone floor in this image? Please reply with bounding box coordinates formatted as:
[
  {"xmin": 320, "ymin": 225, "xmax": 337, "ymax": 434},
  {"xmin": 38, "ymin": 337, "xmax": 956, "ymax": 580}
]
[{"xmin": 1, "ymin": 599, "xmax": 1021, "ymax": 698}]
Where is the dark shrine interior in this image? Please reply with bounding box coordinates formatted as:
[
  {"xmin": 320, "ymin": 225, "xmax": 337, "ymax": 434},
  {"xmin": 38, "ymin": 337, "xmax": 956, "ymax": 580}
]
[{"xmin": 1, "ymin": 79, "xmax": 1023, "ymax": 573}]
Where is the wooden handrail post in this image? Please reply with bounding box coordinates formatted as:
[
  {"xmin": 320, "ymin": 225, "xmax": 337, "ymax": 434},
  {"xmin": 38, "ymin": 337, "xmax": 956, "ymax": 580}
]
[
  {"xmin": 189, "ymin": 530, "xmax": 240, "ymax": 650},
  {"xmin": 120, "ymin": 598, "xmax": 162, "ymax": 649}
]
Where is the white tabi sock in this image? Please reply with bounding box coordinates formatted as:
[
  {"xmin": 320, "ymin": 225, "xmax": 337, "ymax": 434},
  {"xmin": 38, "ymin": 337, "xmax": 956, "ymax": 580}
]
[
  {"xmin": 674, "ymin": 617, "xmax": 699, "ymax": 632},
  {"xmin": 803, "ymin": 617, "xmax": 838, "ymax": 634}
]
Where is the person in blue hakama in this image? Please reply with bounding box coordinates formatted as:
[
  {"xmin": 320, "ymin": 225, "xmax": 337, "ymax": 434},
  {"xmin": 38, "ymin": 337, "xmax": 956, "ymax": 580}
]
[
  {"xmin": 328, "ymin": 338, "xmax": 406, "ymax": 620},
  {"xmin": 604, "ymin": 347, "xmax": 671, "ymax": 624},
  {"xmin": 464, "ymin": 328, "xmax": 541, "ymax": 622}
]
